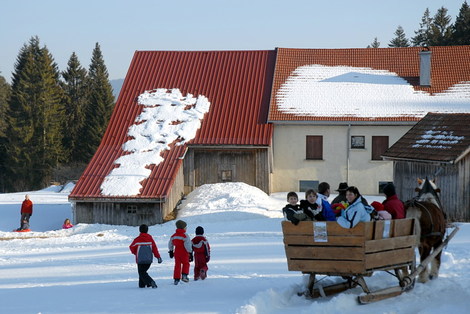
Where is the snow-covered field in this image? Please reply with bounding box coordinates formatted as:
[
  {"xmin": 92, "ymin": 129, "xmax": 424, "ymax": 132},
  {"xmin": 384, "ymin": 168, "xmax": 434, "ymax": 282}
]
[{"xmin": 0, "ymin": 182, "xmax": 469, "ymax": 314}]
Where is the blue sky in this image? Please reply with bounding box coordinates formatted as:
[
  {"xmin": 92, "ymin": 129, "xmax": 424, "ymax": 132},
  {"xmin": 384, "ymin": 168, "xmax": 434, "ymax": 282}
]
[{"xmin": 0, "ymin": 0, "xmax": 464, "ymax": 82}]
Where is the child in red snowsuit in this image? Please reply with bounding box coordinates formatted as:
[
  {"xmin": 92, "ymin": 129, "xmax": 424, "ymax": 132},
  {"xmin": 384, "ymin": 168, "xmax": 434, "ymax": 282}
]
[
  {"xmin": 168, "ymin": 220, "xmax": 193, "ymax": 285},
  {"xmin": 192, "ymin": 226, "xmax": 211, "ymax": 280},
  {"xmin": 129, "ymin": 224, "xmax": 162, "ymax": 288}
]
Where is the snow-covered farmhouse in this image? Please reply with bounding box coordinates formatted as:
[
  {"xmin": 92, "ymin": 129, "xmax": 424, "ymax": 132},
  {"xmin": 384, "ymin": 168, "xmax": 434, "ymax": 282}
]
[
  {"xmin": 268, "ymin": 46, "xmax": 470, "ymax": 195},
  {"xmin": 69, "ymin": 51, "xmax": 275, "ymax": 225},
  {"xmin": 69, "ymin": 46, "xmax": 470, "ymax": 226},
  {"xmin": 382, "ymin": 113, "xmax": 470, "ymax": 221}
]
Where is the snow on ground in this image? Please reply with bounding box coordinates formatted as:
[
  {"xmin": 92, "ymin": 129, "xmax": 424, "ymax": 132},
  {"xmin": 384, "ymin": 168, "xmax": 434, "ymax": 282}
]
[{"xmin": 0, "ymin": 182, "xmax": 469, "ymax": 313}]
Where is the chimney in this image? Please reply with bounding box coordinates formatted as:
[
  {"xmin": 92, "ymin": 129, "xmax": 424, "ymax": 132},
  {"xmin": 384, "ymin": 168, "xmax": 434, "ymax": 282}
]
[{"xmin": 419, "ymin": 48, "xmax": 432, "ymax": 86}]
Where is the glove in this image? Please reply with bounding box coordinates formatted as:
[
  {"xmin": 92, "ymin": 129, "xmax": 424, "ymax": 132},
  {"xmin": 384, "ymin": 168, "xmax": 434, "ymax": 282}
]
[
  {"xmin": 206, "ymin": 256, "xmax": 210, "ymax": 263},
  {"xmin": 168, "ymin": 251, "xmax": 174, "ymax": 258},
  {"xmin": 157, "ymin": 257, "xmax": 162, "ymax": 264},
  {"xmin": 189, "ymin": 253, "xmax": 194, "ymax": 262}
]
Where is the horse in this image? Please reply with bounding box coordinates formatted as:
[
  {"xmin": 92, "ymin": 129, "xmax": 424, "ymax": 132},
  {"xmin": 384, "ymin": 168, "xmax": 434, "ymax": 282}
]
[{"xmin": 404, "ymin": 178, "xmax": 446, "ymax": 283}]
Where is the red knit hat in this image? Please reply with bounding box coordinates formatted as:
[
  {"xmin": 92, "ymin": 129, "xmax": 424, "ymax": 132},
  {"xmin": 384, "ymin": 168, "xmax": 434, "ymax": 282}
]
[{"xmin": 371, "ymin": 201, "xmax": 384, "ymax": 212}]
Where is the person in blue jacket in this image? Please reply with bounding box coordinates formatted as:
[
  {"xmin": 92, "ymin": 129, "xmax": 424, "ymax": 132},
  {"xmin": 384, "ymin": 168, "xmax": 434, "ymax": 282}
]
[
  {"xmin": 337, "ymin": 186, "xmax": 371, "ymax": 228},
  {"xmin": 316, "ymin": 182, "xmax": 337, "ymax": 221}
]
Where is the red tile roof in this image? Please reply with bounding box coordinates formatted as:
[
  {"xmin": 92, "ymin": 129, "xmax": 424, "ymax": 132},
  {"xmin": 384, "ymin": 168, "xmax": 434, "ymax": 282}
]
[
  {"xmin": 70, "ymin": 50, "xmax": 275, "ymax": 200},
  {"xmin": 382, "ymin": 113, "xmax": 470, "ymax": 163},
  {"xmin": 268, "ymin": 46, "xmax": 470, "ymax": 122}
]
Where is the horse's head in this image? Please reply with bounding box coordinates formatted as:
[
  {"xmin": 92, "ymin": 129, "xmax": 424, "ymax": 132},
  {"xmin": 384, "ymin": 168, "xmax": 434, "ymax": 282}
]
[{"xmin": 415, "ymin": 177, "xmax": 441, "ymax": 208}]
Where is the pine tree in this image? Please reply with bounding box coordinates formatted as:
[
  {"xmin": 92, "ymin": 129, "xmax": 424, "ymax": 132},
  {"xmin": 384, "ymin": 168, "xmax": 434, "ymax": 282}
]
[
  {"xmin": 412, "ymin": 8, "xmax": 433, "ymax": 46},
  {"xmin": 452, "ymin": 1, "xmax": 470, "ymax": 45},
  {"xmin": 429, "ymin": 7, "xmax": 453, "ymax": 45},
  {"xmin": 61, "ymin": 52, "xmax": 88, "ymax": 162},
  {"xmin": 367, "ymin": 37, "xmax": 380, "ymax": 48},
  {"xmin": 78, "ymin": 43, "xmax": 115, "ymax": 162},
  {"xmin": 0, "ymin": 74, "xmax": 10, "ymax": 191},
  {"xmin": 6, "ymin": 36, "xmax": 65, "ymax": 190},
  {"xmin": 388, "ymin": 26, "xmax": 410, "ymax": 47},
  {"xmin": 0, "ymin": 74, "xmax": 10, "ymax": 138}
]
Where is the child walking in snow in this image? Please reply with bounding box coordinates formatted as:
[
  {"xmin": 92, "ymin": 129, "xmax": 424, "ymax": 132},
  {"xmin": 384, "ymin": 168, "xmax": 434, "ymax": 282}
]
[
  {"xmin": 168, "ymin": 220, "xmax": 193, "ymax": 285},
  {"xmin": 129, "ymin": 224, "xmax": 162, "ymax": 288},
  {"xmin": 192, "ymin": 226, "xmax": 211, "ymax": 280}
]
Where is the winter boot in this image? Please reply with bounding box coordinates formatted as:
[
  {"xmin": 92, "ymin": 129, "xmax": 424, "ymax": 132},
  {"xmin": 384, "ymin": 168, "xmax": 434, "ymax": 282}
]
[
  {"xmin": 174, "ymin": 279, "xmax": 180, "ymax": 285},
  {"xmin": 200, "ymin": 269, "xmax": 207, "ymax": 280},
  {"xmin": 151, "ymin": 280, "xmax": 157, "ymax": 289},
  {"xmin": 181, "ymin": 273, "xmax": 189, "ymax": 282}
]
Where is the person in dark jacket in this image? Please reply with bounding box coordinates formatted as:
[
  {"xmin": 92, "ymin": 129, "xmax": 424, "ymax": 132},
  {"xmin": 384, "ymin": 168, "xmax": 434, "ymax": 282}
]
[
  {"xmin": 382, "ymin": 183, "xmax": 405, "ymax": 219},
  {"xmin": 129, "ymin": 224, "xmax": 162, "ymax": 288},
  {"xmin": 191, "ymin": 226, "xmax": 211, "ymax": 281},
  {"xmin": 300, "ymin": 189, "xmax": 325, "ymax": 221},
  {"xmin": 331, "ymin": 182, "xmax": 348, "ymax": 204},
  {"xmin": 282, "ymin": 192, "xmax": 306, "ymax": 225}
]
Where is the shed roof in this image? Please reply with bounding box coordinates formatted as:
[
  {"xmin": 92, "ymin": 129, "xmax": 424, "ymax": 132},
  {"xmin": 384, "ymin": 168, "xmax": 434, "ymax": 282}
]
[
  {"xmin": 70, "ymin": 50, "xmax": 275, "ymax": 200},
  {"xmin": 382, "ymin": 113, "xmax": 470, "ymax": 163},
  {"xmin": 268, "ymin": 46, "xmax": 470, "ymax": 122}
]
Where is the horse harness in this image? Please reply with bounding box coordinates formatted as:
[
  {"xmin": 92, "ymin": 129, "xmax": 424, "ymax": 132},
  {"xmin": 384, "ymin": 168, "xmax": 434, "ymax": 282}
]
[{"xmin": 406, "ymin": 198, "xmax": 445, "ymax": 239}]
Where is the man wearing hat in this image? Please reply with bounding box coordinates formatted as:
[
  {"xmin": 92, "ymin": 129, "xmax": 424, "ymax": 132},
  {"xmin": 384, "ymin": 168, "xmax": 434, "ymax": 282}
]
[
  {"xmin": 168, "ymin": 220, "xmax": 193, "ymax": 285},
  {"xmin": 331, "ymin": 182, "xmax": 348, "ymax": 204}
]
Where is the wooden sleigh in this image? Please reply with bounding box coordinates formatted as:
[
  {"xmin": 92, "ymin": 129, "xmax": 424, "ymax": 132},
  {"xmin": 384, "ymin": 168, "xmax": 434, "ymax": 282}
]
[{"xmin": 282, "ymin": 219, "xmax": 459, "ymax": 303}]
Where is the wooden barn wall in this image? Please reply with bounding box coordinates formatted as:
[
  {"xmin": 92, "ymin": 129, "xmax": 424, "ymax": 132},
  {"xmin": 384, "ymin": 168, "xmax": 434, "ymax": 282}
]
[
  {"xmin": 74, "ymin": 201, "xmax": 163, "ymax": 226},
  {"xmin": 183, "ymin": 148, "xmax": 270, "ymax": 194},
  {"xmin": 458, "ymin": 155, "xmax": 470, "ymax": 220},
  {"xmin": 162, "ymin": 165, "xmax": 185, "ymax": 220},
  {"xmin": 393, "ymin": 161, "xmax": 468, "ymax": 221}
]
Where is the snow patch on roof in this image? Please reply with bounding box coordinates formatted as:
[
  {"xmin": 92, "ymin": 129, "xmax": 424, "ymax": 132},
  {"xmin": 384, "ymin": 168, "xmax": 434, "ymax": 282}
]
[
  {"xmin": 100, "ymin": 88, "xmax": 210, "ymax": 196},
  {"xmin": 412, "ymin": 128, "xmax": 465, "ymax": 149},
  {"xmin": 276, "ymin": 65, "xmax": 470, "ymax": 118}
]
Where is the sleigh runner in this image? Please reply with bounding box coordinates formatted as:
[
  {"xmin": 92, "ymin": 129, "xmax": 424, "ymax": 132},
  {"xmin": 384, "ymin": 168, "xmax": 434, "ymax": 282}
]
[{"xmin": 282, "ymin": 219, "xmax": 458, "ymax": 303}]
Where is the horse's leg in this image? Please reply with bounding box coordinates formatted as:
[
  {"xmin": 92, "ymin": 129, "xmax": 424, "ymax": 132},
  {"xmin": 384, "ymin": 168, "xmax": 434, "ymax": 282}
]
[
  {"xmin": 429, "ymin": 240, "xmax": 444, "ymax": 280},
  {"xmin": 418, "ymin": 244, "xmax": 431, "ymax": 283}
]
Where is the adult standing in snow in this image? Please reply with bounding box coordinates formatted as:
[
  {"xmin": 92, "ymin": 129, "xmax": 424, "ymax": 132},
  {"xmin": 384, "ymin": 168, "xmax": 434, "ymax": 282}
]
[
  {"xmin": 382, "ymin": 183, "xmax": 405, "ymax": 219},
  {"xmin": 20, "ymin": 194, "xmax": 33, "ymax": 228}
]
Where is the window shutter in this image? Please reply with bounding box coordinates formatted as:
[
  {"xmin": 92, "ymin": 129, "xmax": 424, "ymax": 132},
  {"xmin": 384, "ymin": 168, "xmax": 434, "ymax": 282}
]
[
  {"xmin": 372, "ymin": 136, "xmax": 389, "ymax": 160},
  {"xmin": 306, "ymin": 136, "xmax": 323, "ymax": 160}
]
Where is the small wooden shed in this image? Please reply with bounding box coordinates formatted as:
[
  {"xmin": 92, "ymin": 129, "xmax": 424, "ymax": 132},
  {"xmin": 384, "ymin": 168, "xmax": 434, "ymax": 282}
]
[{"xmin": 382, "ymin": 113, "xmax": 470, "ymax": 221}]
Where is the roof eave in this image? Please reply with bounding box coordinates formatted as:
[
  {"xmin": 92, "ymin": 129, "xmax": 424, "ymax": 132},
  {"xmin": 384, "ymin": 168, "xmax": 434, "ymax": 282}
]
[
  {"xmin": 381, "ymin": 155, "xmax": 454, "ymax": 165},
  {"xmin": 454, "ymin": 146, "xmax": 470, "ymax": 164},
  {"xmin": 268, "ymin": 119, "xmax": 418, "ymax": 126},
  {"xmin": 68, "ymin": 196, "xmax": 166, "ymax": 203}
]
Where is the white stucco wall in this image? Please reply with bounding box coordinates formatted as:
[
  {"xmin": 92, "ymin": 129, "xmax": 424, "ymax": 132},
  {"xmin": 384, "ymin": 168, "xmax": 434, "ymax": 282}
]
[{"xmin": 271, "ymin": 124, "xmax": 413, "ymax": 195}]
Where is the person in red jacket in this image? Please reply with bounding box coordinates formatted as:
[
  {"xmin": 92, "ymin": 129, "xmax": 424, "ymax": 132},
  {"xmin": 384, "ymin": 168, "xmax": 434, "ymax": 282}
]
[
  {"xmin": 192, "ymin": 226, "xmax": 211, "ymax": 281},
  {"xmin": 129, "ymin": 224, "xmax": 162, "ymax": 288},
  {"xmin": 20, "ymin": 194, "xmax": 33, "ymax": 228},
  {"xmin": 382, "ymin": 183, "xmax": 405, "ymax": 219},
  {"xmin": 168, "ymin": 220, "xmax": 193, "ymax": 285}
]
